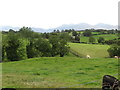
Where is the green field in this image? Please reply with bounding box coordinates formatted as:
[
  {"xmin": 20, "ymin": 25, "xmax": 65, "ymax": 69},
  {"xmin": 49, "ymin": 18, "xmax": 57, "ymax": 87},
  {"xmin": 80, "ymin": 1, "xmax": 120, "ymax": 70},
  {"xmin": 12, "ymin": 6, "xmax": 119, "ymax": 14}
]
[
  {"xmin": 2, "ymin": 57, "xmax": 118, "ymax": 88},
  {"xmin": 80, "ymin": 34, "xmax": 118, "ymax": 43},
  {"xmin": 69, "ymin": 43, "xmax": 110, "ymax": 58}
]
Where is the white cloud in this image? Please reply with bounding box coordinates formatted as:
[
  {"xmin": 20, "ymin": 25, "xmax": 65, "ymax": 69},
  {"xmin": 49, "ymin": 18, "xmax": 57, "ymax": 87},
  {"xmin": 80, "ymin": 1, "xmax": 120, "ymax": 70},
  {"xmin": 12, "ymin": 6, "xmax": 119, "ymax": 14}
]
[{"xmin": 0, "ymin": 0, "xmax": 119, "ymax": 29}]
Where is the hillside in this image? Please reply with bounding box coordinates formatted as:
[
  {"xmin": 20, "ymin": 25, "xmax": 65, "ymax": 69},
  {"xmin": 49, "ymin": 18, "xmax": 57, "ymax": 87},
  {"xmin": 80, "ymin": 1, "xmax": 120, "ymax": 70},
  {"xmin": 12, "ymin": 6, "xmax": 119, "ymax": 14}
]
[
  {"xmin": 69, "ymin": 43, "xmax": 110, "ymax": 58},
  {"xmin": 2, "ymin": 57, "xmax": 118, "ymax": 88},
  {"xmin": 80, "ymin": 34, "xmax": 118, "ymax": 43}
]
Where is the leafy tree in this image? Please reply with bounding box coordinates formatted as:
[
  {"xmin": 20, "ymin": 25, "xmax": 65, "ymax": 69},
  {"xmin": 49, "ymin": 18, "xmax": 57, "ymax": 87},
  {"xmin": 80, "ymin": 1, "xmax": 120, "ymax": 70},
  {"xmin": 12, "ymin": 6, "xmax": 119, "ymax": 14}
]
[
  {"xmin": 35, "ymin": 38, "xmax": 52, "ymax": 57},
  {"xmin": 107, "ymin": 44, "xmax": 120, "ymax": 57},
  {"xmin": 49, "ymin": 34, "xmax": 69, "ymax": 57},
  {"xmin": 58, "ymin": 33, "xmax": 70, "ymax": 56},
  {"xmin": 72, "ymin": 31, "xmax": 78, "ymax": 36},
  {"xmin": 18, "ymin": 26, "xmax": 34, "ymax": 39},
  {"xmin": 42, "ymin": 32, "xmax": 50, "ymax": 39},
  {"xmin": 26, "ymin": 39, "xmax": 41, "ymax": 58},
  {"xmin": 75, "ymin": 36, "xmax": 80, "ymax": 42},
  {"xmin": 9, "ymin": 29, "xmax": 16, "ymax": 33},
  {"xmin": 49, "ymin": 35, "xmax": 59, "ymax": 56},
  {"xmin": 5, "ymin": 32, "xmax": 27, "ymax": 61},
  {"xmin": 59, "ymin": 32, "xmax": 71, "ymax": 41},
  {"xmin": 59, "ymin": 39, "xmax": 69, "ymax": 57},
  {"xmin": 83, "ymin": 30, "xmax": 92, "ymax": 37},
  {"xmin": 2, "ymin": 34, "xmax": 7, "ymax": 61},
  {"xmin": 89, "ymin": 37, "xmax": 95, "ymax": 43},
  {"xmin": 98, "ymin": 37, "xmax": 105, "ymax": 43}
]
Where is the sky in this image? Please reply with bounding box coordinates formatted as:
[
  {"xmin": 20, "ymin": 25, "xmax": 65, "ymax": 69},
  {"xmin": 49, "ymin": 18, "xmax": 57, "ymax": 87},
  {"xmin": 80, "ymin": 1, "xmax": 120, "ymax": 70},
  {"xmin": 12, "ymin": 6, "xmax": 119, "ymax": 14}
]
[{"xmin": 0, "ymin": 0, "xmax": 119, "ymax": 29}]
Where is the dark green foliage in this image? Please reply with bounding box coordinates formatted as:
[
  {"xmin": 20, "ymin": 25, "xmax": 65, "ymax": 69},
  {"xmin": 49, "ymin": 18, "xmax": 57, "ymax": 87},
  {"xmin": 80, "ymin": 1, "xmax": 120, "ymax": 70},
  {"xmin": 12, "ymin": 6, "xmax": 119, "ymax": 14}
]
[
  {"xmin": 72, "ymin": 31, "xmax": 78, "ymax": 36},
  {"xmin": 59, "ymin": 39, "xmax": 69, "ymax": 57},
  {"xmin": 104, "ymin": 39, "xmax": 120, "ymax": 45},
  {"xmin": 117, "ymin": 31, "xmax": 120, "ymax": 38},
  {"xmin": 49, "ymin": 35, "xmax": 60, "ymax": 57},
  {"xmin": 42, "ymin": 32, "xmax": 50, "ymax": 39},
  {"xmin": 5, "ymin": 32, "xmax": 27, "ymax": 61},
  {"xmin": 107, "ymin": 30, "xmax": 115, "ymax": 34},
  {"xmin": 75, "ymin": 36, "xmax": 80, "ymax": 42},
  {"xmin": 9, "ymin": 29, "xmax": 16, "ymax": 33},
  {"xmin": 35, "ymin": 38, "xmax": 52, "ymax": 57},
  {"xmin": 26, "ymin": 39, "xmax": 40, "ymax": 58},
  {"xmin": 89, "ymin": 37, "xmax": 95, "ymax": 43},
  {"xmin": 18, "ymin": 26, "xmax": 34, "ymax": 39},
  {"xmin": 107, "ymin": 44, "xmax": 120, "ymax": 57},
  {"xmin": 49, "ymin": 34, "xmax": 69, "ymax": 57},
  {"xmin": 98, "ymin": 37, "xmax": 105, "ymax": 43},
  {"xmin": 59, "ymin": 32, "xmax": 71, "ymax": 41},
  {"xmin": 59, "ymin": 33, "xmax": 69, "ymax": 57},
  {"xmin": 83, "ymin": 30, "xmax": 92, "ymax": 37}
]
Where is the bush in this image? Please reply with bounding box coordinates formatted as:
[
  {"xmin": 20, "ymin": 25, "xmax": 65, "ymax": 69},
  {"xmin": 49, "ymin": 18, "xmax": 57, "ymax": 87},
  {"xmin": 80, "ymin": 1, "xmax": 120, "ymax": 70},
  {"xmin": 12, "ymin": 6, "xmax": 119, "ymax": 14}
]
[
  {"xmin": 98, "ymin": 37, "xmax": 105, "ymax": 44},
  {"xmin": 107, "ymin": 44, "xmax": 120, "ymax": 57}
]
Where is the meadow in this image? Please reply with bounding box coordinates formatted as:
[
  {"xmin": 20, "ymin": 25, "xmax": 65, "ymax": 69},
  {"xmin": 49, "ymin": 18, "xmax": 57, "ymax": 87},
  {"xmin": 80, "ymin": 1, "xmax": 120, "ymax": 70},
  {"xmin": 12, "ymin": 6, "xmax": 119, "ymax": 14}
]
[
  {"xmin": 80, "ymin": 34, "xmax": 118, "ymax": 43},
  {"xmin": 2, "ymin": 57, "xmax": 118, "ymax": 88},
  {"xmin": 69, "ymin": 43, "xmax": 110, "ymax": 58}
]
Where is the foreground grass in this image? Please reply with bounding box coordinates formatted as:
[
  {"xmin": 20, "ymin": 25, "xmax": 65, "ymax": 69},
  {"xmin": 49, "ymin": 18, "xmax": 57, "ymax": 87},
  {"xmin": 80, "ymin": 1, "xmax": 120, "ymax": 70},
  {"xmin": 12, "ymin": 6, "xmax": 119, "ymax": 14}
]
[
  {"xmin": 2, "ymin": 57, "xmax": 118, "ymax": 88},
  {"xmin": 69, "ymin": 43, "xmax": 110, "ymax": 58}
]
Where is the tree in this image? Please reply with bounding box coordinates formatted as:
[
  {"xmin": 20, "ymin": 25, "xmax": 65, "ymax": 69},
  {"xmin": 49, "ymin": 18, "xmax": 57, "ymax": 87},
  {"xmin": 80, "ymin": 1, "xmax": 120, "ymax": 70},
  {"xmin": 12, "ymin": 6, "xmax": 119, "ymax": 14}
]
[
  {"xmin": 107, "ymin": 44, "xmax": 120, "ymax": 57},
  {"xmin": 9, "ymin": 29, "xmax": 16, "ymax": 33},
  {"xmin": 26, "ymin": 39, "xmax": 41, "ymax": 58},
  {"xmin": 83, "ymin": 30, "xmax": 92, "ymax": 37},
  {"xmin": 72, "ymin": 31, "xmax": 78, "ymax": 36},
  {"xmin": 59, "ymin": 39, "xmax": 69, "ymax": 57},
  {"xmin": 49, "ymin": 34, "xmax": 69, "ymax": 57},
  {"xmin": 58, "ymin": 33, "xmax": 70, "ymax": 57},
  {"xmin": 49, "ymin": 35, "xmax": 59, "ymax": 56},
  {"xmin": 75, "ymin": 36, "xmax": 80, "ymax": 42},
  {"xmin": 89, "ymin": 37, "xmax": 95, "ymax": 43},
  {"xmin": 35, "ymin": 38, "xmax": 52, "ymax": 57},
  {"xmin": 18, "ymin": 26, "xmax": 34, "ymax": 39},
  {"xmin": 59, "ymin": 32, "xmax": 71, "ymax": 41},
  {"xmin": 98, "ymin": 37, "xmax": 105, "ymax": 44},
  {"xmin": 5, "ymin": 32, "xmax": 28, "ymax": 61}
]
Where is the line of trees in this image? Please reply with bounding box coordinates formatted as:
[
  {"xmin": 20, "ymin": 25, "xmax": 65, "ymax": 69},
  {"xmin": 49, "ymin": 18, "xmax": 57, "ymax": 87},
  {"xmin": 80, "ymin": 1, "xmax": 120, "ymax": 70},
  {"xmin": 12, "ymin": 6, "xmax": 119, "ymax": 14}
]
[{"xmin": 2, "ymin": 27, "xmax": 70, "ymax": 62}]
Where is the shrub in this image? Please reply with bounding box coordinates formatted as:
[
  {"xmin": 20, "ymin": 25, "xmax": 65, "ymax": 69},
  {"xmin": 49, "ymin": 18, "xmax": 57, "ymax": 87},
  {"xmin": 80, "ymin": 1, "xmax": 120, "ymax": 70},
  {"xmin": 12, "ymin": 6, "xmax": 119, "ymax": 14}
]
[{"xmin": 107, "ymin": 44, "xmax": 120, "ymax": 57}]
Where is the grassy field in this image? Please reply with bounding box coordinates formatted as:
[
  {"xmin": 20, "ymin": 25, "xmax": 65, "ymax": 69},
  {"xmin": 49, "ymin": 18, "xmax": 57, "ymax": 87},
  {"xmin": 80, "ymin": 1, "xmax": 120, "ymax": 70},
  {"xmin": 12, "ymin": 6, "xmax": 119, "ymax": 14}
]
[
  {"xmin": 2, "ymin": 57, "xmax": 118, "ymax": 88},
  {"xmin": 80, "ymin": 34, "xmax": 118, "ymax": 43},
  {"xmin": 69, "ymin": 43, "xmax": 110, "ymax": 58}
]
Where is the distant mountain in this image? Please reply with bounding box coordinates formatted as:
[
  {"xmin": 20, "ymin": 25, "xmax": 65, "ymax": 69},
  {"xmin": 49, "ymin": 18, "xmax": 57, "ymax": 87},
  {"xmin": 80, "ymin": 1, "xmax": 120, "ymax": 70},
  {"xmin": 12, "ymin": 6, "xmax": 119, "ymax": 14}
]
[
  {"xmin": 0, "ymin": 26, "xmax": 48, "ymax": 33},
  {"xmin": 0, "ymin": 23, "xmax": 118, "ymax": 33},
  {"xmin": 52, "ymin": 23, "xmax": 117, "ymax": 30},
  {"xmin": 94, "ymin": 23, "xmax": 117, "ymax": 29},
  {"xmin": 53, "ymin": 23, "xmax": 92, "ymax": 30},
  {"xmin": 0, "ymin": 26, "xmax": 20, "ymax": 31}
]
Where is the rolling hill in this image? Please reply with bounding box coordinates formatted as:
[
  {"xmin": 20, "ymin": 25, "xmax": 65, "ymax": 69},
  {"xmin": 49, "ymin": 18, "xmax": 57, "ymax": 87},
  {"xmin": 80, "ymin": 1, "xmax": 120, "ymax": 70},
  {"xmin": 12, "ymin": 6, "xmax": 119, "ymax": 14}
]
[
  {"xmin": 69, "ymin": 43, "xmax": 110, "ymax": 58},
  {"xmin": 2, "ymin": 57, "xmax": 118, "ymax": 88}
]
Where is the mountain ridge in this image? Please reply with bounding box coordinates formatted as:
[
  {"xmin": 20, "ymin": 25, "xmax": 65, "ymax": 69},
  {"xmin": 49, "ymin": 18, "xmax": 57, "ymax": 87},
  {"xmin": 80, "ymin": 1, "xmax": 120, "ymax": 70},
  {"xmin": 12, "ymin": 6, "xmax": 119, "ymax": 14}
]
[{"xmin": 0, "ymin": 23, "xmax": 117, "ymax": 33}]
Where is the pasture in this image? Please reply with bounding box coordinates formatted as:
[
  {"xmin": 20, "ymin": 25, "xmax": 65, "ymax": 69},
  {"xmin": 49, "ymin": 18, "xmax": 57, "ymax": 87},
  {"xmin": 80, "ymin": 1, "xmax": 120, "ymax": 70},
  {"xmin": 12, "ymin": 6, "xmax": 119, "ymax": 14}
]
[
  {"xmin": 69, "ymin": 43, "xmax": 110, "ymax": 58},
  {"xmin": 2, "ymin": 57, "xmax": 118, "ymax": 88},
  {"xmin": 80, "ymin": 34, "xmax": 118, "ymax": 43}
]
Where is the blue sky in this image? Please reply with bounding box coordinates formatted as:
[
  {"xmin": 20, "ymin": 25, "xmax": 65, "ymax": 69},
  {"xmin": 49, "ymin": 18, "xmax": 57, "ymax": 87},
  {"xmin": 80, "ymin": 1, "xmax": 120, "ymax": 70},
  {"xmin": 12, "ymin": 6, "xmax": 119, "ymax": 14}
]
[{"xmin": 0, "ymin": 0, "xmax": 119, "ymax": 29}]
